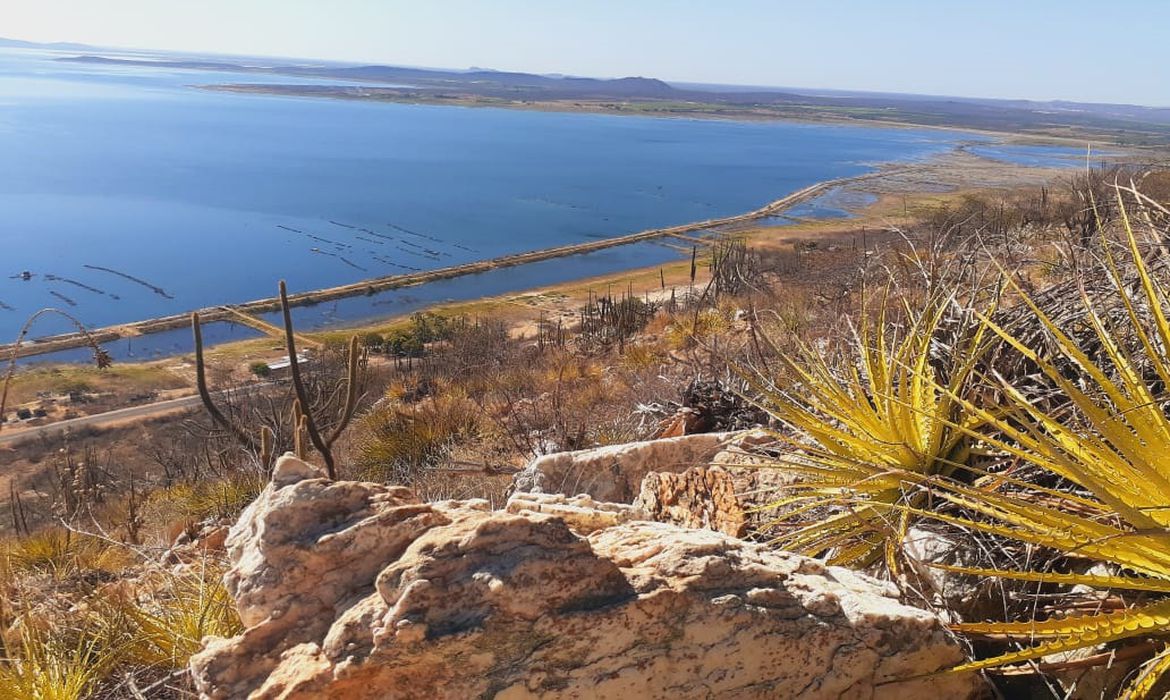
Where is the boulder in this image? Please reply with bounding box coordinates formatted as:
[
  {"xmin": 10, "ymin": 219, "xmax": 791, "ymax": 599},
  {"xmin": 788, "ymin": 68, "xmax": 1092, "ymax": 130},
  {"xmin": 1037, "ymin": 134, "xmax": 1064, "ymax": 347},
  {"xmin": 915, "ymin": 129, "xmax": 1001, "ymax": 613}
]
[
  {"xmin": 191, "ymin": 455, "xmax": 986, "ymax": 700},
  {"xmin": 637, "ymin": 431, "xmax": 797, "ymax": 538},
  {"xmin": 510, "ymin": 432, "xmax": 739, "ymax": 503},
  {"xmin": 636, "ymin": 466, "xmax": 749, "ymax": 537},
  {"xmin": 505, "ymin": 491, "xmax": 647, "ymax": 534}
]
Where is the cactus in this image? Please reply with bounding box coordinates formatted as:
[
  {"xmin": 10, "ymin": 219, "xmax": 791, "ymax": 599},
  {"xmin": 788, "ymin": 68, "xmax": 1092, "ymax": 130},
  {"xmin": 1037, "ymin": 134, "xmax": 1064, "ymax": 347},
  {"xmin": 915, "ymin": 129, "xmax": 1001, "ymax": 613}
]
[
  {"xmin": 291, "ymin": 399, "xmax": 308, "ymax": 460},
  {"xmin": 192, "ymin": 312, "xmax": 258, "ymax": 452},
  {"xmin": 190, "ymin": 283, "xmax": 365, "ymax": 479},
  {"xmin": 259, "ymin": 425, "xmax": 273, "ymax": 470},
  {"xmin": 279, "ymin": 281, "xmax": 361, "ymax": 479}
]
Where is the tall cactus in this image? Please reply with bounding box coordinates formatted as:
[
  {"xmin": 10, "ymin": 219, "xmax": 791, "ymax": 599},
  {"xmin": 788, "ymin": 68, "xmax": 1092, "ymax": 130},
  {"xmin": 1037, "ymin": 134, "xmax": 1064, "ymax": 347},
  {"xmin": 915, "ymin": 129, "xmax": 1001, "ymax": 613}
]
[
  {"xmin": 190, "ymin": 281, "xmax": 364, "ymax": 479},
  {"xmin": 278, "ymin": 281, "xmax": 361, "ymax": 479},
  {"xmin": 192, "ymin": 311, "xmax": 257, "ymax": 451}
]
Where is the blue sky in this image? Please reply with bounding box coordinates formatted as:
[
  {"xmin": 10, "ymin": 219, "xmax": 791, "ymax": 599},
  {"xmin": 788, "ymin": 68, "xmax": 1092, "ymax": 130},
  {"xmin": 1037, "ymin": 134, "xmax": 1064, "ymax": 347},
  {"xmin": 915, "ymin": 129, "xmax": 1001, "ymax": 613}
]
[{"xmin": 4, "ymin": 0, "xmax": 1168, "ymax": 105}]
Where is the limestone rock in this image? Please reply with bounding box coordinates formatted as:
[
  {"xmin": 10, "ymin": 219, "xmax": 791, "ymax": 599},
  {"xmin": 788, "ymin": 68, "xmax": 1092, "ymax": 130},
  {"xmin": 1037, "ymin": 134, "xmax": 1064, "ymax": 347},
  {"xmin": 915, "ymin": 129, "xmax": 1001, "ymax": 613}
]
[
  {"xmin": 637, "ymin": 466, "xmax": 747, "ymax": 536},
  {"xmin": 637, "ymin": 431, "xmax": 800, "ymax": 538},
  {"xmin": 191, "ymin": 455, "xmax": 986, "ymax": 700},
  {"xmin": 505, "ymin": 491, "xmax": 647, "ymax": 534},
  {"xmin": 510, "ymin": 432, "xmax": 738, "ymax": 503}
]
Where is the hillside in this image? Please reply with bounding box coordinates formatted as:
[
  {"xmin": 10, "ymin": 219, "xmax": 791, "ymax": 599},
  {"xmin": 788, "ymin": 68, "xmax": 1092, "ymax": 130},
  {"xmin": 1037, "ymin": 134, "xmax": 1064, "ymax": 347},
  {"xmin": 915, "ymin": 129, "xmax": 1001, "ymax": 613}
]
[{"xmin": 5, "ymin": 164, "xmax": 1170, "ymax": 697}]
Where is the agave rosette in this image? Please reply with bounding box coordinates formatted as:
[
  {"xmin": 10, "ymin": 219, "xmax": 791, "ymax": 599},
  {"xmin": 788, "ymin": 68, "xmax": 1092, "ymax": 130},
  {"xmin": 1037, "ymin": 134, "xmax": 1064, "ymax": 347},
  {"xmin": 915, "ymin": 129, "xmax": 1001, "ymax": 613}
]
[
  {"xmin": 906, "ymin": 201, "xmax": 1170, "ymax": 696},
  {"xmin": 743, "ymin": 292, "xmax": 991, "ymax": 568}
]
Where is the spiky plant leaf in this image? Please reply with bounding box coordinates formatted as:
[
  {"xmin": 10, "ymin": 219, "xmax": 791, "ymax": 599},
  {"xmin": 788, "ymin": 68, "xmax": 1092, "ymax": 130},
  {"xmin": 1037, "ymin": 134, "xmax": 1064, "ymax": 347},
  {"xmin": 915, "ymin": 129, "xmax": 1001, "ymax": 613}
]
[
  {"xmin": 743, "ymin": 191, "xmax": 1170, "ymax": 696},
  {"xmin": 120, "ymin": 565, "xmax": 242, "ymax": 669},
  {"xmin": 745, "ymin": 292, "xmax": 991, "ymax": 567},
  {"xmin": 0, "ymin": 624, "xmax": 112, "ymax": 700},
  {"xmin": 1123, "ymin": 649, "xmax": 1170, "ymax": 700},
  {"xmin": 904, "ymin": 196, "xmax": 1170, "ymax": 695}
]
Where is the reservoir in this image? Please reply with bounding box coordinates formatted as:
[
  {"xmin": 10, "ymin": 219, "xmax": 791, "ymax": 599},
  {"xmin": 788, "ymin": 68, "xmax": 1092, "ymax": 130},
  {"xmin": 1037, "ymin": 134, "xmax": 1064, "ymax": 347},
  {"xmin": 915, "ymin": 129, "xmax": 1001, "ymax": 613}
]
[{"xmin": 0, "ymin": 47, "xmax": 1072, "ymax": 354}]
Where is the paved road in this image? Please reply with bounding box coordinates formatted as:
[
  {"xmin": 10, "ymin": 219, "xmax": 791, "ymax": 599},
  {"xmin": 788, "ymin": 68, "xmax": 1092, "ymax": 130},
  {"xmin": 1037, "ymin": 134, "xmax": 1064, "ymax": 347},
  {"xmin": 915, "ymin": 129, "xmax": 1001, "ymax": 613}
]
[{"xmin": 0, "ymin": 393, "xmax": 203, "ymax": 446}]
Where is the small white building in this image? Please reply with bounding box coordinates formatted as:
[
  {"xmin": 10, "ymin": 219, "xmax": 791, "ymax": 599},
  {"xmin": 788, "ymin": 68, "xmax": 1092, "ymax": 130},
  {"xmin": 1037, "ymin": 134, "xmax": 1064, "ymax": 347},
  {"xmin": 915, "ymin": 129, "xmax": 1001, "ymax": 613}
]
[{"xmin": 265, "ymin": 353, "xmax": 310, "ymax": 374}]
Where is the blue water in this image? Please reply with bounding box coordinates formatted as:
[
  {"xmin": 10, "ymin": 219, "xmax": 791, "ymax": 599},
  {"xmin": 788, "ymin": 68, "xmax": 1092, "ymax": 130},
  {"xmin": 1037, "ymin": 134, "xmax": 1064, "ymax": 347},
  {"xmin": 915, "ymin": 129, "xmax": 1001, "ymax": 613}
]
[
  {"xmin": 20, "ymin": 321, "xmax": 264, "ymax": 366},
  {"xmin": 968, "ymin": 144, "xmax": 1100, "ymax": 167},
  {"xmin": 266, "ymin": 239, "xmax": 687, "ymax": 333},
  {"xmin": 0, "ymin": 47, "xmax": 1070, "ymax": 360},
  {"xmin": 782, "ymin": 187, "xmax": 879, "ymax": 220}
]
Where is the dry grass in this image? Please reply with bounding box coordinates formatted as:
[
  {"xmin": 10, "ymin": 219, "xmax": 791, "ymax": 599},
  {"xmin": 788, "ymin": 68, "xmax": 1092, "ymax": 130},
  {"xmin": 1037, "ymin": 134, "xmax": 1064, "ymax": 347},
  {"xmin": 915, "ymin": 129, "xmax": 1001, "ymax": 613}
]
[
  {"xmin": 0, "ymin": 558, "xmax": 240, "ymax": 699},
  {"xmin": 146, "ymin": 473, "xmax": 266, "ymax": 527},
  {"xmin": 1, "ymin": 529, "xmax": 131, "ymax": 583},
  {"xmin": 3, "ymin": 364, "xmax": 186, "ymax": 409},
  {"xmin": 352, "ymin": 389, "xmax": 482, "ymax": 483}
]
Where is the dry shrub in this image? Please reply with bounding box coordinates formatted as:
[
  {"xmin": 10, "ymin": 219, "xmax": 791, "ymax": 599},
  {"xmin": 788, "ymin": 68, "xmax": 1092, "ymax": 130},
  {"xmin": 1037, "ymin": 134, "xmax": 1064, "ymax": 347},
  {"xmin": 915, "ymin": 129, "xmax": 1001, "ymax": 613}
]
[
  {"xmin": 145, "ymin": 472, "xmax": 266, "ymax": 529},
  {"xmin": 0, "ymin": 623, "xmax": 111, "ymax": 700},
  {"xmin": 620, "ymin": 342, "xmax": 663, "ymax": 370},
  {"xmin": 101, "ymin": 564, "xmax": 241, "ymax": 670},
  {"xmin": 665, "ymin": 308, "xmax": 732, "ymax": 350},
  {"xmin": 352, "ymin": 390, "xmax": 481, "ymax": 484},
  {"xmin": 0, "ymin": 529, "xmax": 129, "ymax": 583}
]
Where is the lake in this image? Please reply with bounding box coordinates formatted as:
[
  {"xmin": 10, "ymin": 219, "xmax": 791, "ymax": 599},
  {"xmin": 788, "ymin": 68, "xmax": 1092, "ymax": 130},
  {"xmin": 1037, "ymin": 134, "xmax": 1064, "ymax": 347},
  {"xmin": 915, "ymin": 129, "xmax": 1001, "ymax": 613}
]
[{"xmin": 0, "ymin": 47, "xmax": 1059, "ymax": 360}]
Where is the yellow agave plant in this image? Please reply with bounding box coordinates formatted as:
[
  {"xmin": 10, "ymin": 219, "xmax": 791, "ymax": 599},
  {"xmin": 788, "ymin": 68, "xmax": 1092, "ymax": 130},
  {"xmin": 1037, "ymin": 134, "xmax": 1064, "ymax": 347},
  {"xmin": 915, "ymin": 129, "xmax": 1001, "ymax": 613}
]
[
  {"xmin": 908, "ymin": 201, "xmax": 1170, "ymax": 697},
  {"xmin": 0, "ymin": 625, "xmax": 112, "ymax": 700},
  {"xmin": 744, "ymin": 291, "xmax": 992, "ymax": 569},
  {"xmin": 118, "ymin": 565, "xmax": 242, "ymax": 669}
]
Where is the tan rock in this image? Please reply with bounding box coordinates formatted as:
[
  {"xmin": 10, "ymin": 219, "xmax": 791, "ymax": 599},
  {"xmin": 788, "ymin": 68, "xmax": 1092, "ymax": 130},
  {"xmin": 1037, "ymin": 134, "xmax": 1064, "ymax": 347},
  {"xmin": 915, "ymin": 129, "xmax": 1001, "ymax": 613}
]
[
  {"xmin": 637, "ymin": 466, "xmax": 747, "ymax": 537},
  {"xmin": 510, "ymin": 432, "xmax": 739, "ymax": 503},
  {"xmin": 191, "ymin": 455, "xmax": 986, "ymax": 700},
  {"xmin": 637, "ymin": 431, "xmax": 800, "ymax": 539},
  {"xmin": 505, "ymin": 491, "xmax": 647, "ymax": 534}
]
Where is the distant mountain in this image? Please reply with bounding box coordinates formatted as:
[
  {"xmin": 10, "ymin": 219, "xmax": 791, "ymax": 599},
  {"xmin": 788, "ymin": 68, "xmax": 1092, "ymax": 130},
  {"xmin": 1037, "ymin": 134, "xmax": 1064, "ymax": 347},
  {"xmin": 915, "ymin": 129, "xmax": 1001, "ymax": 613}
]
[
  {"xmin": 272, "ymin": 63, "xmax": 675, "ymax": 97},
  {"xmin": 60, "ymin": 55, "xmax": 678, "ymax": 98},
  {"xmin": 49, "ymin": 52, "xmax": 1170, "ymax": 141},
  {"xmin": 0, "ymin": 36, "xmax": 97, "ymax": 51}
]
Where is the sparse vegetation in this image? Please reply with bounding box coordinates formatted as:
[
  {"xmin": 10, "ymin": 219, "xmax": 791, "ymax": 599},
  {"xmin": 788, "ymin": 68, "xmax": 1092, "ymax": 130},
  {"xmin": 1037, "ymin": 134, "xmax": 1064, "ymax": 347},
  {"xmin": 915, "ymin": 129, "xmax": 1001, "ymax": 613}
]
[
  {"xmin": 740, "ymin": 177, "xmax": 1170, "ymax": 696},
  {"xmin": 4, "ymin": 166, "xmax": 1170, "ymax": 696}
]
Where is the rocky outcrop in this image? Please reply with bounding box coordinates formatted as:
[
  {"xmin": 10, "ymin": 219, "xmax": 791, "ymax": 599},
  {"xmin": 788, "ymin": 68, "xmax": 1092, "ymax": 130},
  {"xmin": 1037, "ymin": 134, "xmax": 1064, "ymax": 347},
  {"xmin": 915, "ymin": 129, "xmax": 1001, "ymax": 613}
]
[
  {"xmin": 505, "ymin": 491, "xmax": 647, "ymax": 533},
  {"xmin": 191, "ymin": 455, "xmax": 985, "ymax": 700},
  {"xmin": 510, "ymin": 431, "xmax": 739, "ymax": 503},
  {"xmin": 512, "ymin": 429, "xmax": 793, "ymax": 539},
  {"xmin": 636, "ymin": 466, "xmax": 750, "ymax": 537},
  {"xmin": 635, "ymin": 460, "xmax": 799, "ymax": 538}
]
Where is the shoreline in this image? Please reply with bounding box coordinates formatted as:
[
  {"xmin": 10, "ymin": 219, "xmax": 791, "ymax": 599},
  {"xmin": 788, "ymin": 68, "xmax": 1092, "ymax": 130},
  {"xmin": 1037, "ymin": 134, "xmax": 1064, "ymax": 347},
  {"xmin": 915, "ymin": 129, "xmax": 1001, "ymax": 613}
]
[
  {"xmin": 2, "ymin": 168, "xmax": 906, "ymax": 363},
  {"xmin": 199, "ymin": 84, "xmax": 1170, "ymax": 150},
  {"xmin": 0, "ymin": 150, "xmax": 1094, "ymax": 436},
  {"xmin": 3, "ymin": 139, "xmax": 1122, "ymax": 370}
]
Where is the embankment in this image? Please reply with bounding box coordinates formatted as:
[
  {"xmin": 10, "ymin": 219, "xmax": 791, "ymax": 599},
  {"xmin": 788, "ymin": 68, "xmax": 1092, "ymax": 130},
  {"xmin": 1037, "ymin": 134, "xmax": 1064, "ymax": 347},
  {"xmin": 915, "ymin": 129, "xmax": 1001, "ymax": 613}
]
[{"xmin": 2, "ymin": 167, "xmax": 903, "ymax": 361}]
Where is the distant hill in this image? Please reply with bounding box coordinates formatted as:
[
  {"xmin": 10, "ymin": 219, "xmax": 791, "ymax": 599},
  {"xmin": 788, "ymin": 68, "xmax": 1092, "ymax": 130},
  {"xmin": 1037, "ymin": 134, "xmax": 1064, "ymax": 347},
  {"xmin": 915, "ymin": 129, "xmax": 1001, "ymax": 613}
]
[
  {"xmin": 47, "ymin": 52, "xmax": 1170, "ymax": 143},
  {"xmin": 0, "ymin": 36, "xmax": 97, "ymax": 51},
  {"xmin": 62, "ymin": 55, "xmax": 676, "ymax": 97}
]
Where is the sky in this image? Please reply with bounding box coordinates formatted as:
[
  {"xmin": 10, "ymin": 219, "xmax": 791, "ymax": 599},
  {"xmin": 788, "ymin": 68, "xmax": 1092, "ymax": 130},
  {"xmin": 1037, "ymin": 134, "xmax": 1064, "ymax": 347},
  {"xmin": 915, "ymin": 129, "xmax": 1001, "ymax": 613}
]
[{"xmin": 3, "ymin": 0, "xmax": 1168, "ymax": 106}]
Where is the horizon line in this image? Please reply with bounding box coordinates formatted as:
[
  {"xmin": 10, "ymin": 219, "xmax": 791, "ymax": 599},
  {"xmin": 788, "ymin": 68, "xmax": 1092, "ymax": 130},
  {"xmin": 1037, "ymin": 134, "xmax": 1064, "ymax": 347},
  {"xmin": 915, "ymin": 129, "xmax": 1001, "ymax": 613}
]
[{"xmin": 3, "ymin": 33, "xmax": 1168, "ymax": 111}]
